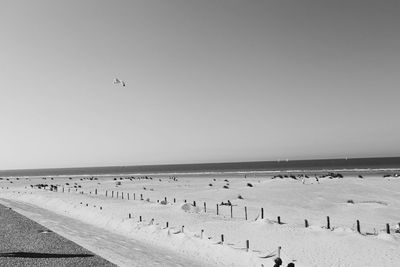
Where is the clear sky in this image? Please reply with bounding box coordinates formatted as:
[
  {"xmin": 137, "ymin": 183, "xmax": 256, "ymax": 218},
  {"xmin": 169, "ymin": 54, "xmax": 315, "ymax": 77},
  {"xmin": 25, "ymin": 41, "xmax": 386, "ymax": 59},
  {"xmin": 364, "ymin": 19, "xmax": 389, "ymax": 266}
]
[{"xmin": 1, "ymin": 0, "xmax": 399, "ymax": 170}]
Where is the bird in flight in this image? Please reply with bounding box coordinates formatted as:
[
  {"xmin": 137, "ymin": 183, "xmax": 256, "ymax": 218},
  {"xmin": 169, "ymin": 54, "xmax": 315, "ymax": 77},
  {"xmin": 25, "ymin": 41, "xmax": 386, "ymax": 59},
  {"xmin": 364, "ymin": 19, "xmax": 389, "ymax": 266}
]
[{"xmin": 113, "ymin": 78, "xmax": 126, "ymax": 87}]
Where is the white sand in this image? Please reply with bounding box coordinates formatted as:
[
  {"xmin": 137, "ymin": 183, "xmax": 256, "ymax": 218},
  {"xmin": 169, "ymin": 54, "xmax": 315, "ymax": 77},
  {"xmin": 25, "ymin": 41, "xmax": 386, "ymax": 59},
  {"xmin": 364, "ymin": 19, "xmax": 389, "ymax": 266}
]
[{"xmin": 1, "ymin": 173, "xmax": 399, "ymax": 266}]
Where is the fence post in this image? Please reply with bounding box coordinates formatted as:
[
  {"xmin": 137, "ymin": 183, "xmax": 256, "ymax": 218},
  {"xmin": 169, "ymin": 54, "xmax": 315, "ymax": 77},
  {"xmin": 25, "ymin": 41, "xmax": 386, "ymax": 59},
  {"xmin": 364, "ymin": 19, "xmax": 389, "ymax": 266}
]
[
  {"xmin": 112, "ymin": 191, "xmax": 114, "ymax": 198},
  {"xmin": 305, "ymin": 219, "xmax": 309, "ymax": 228},
  {"xmin": 106, "ymin": 190, "xmax": 108, "ymax": 197},
  {"xmin": 327, "ymin": 216, "xmax": 330, "ymax": 229},
  {"xmin": 181, "ymin": 226, "xmax": 184, "ymax": 233},
  {"xmin": 193, "ymin": 201, "xmax": 196, "ymax": 207},
  {"xmin": 140, "ymin": 194, "xmax": 143, "ymax": 200},
  {"xmin": 386, "ymin": 223, "xmax": 390, "ymax": 234},
  {"xmin": 165, "ymin": 197, "xmax": 167, "ymax": 203},
  {"xmin": 245, "ymin": 207, "xmax": 247, "ymax": 220},
  {"xmin": 277, "ymin": 216, "xmax": 281, "ymax": 224},
  {"xmin": 230, "ymin": 205, "xmax": 233, "ymax": 218},
  {"xmin": 356, "ymin": 220, "xmax": 360, "ymax": 233},
  {"xmin": 246, "ymin": 240, "xmax": 249, "ymax": 252},
  {"xmin": 139, "ymin": 216, "xmax": 142, "ymax": 222},
  {"xmin": 217, "ymin": 204, "xmax": 219, "ymax": 215},
  {"xmin": 204, "ymin": 202, "xmax": 206, "ymax": 212},
  {"xmin": 166, "ymin": 222, "xmax": 169, "ymax": 228},
  {"xmin": 129, "ymin": 213, "xmax": 131, "ymax": 219},
  {"xmin": 128, "ymin": 193, "xmax": 130, "ymax": 200},
  {"xmin": 278, "ymin": 246, "xmax": 281, "ymax": 258},
  {"xmin": 221, "ymin": 234, "xmax": 224, "ymax": 244},
  {"xmin": 174, "ymin": 198, "xmax": 176, "ymax": 203},
  {"xmin": 95, "ymin": 189, "xmax": 97, "ymax": 195},
  {"xmin": 201, "ymin": 229, "xmax": 204, "ymax": 239},
  {"xmin": 122, "ymin": 192, "xmax": 124, "ymax": 199},
  {"xmin": 261, "ymin": 208, "xmax": 264, "ymax": 219}
]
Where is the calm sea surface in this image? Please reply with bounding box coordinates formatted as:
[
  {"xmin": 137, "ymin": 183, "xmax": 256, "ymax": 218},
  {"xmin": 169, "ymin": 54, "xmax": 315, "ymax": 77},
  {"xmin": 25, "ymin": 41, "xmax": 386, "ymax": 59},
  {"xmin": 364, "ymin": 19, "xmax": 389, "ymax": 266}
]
[{"xmin": 1, "ymin": 157, "xmax": 400, "ymax": 177}]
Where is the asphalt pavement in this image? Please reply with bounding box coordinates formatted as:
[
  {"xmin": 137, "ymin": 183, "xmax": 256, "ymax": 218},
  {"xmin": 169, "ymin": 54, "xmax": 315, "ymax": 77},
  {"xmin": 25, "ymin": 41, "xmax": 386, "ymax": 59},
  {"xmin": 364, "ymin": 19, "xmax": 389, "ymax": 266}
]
[{"xmin": 0, "ymin": 203, "xmax": 116, "ymax": 267}]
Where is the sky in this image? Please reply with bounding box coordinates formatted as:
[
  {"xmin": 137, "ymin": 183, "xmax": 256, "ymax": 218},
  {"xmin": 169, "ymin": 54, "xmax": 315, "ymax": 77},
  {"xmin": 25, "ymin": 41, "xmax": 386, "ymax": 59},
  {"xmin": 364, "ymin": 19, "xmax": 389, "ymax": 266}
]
[{"xmin": 1, "ymin": 0, "xmax": 399, "ymax": 170}]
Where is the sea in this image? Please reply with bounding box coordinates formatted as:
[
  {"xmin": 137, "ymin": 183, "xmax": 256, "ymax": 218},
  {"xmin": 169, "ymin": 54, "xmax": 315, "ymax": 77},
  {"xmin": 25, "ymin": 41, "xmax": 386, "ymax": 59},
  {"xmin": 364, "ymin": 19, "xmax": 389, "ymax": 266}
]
[{"xmin": 1, "ymin": 157, "xmax": 400, "ymax": 177}]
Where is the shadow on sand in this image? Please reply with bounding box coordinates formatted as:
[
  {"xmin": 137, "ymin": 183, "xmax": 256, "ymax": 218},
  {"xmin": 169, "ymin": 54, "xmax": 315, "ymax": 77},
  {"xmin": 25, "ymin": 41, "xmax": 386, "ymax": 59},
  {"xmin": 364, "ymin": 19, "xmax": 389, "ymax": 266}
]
[{"xmin": 0, "ymin": 252, "xmax": 94, "ymax": 258}]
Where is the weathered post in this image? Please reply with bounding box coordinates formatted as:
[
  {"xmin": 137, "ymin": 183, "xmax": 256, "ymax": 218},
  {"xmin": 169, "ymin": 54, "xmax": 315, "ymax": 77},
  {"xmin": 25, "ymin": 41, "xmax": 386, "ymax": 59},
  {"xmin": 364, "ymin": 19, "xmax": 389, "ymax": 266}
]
[
  {"xmin": 112, "ymin": 191, "xmax": 114, "ymax": 198},
  {"xmin": 245, "ymin": 206, "xmax": 247, "ymax": 220},
  {"xmin": 139, "ymin": 216, "xmax": 142, "ymax": 222},
  {"xmin": 261, "ymin": 208, "xmax": 264, "ymax": 219},
  {"xmin": 230, "ymin": 205, "xmax": 233, "ymax": 218},
  {"xmin": 129, "ymin": 213, "xmax": 131, "ymax": 219},
  {"xmin": 386, "ymin": 223, "xmax": 390, "ymax": 234},
  {"xmin": 221, "ymin": 234, "xmax": 224, "ymax": 244},
  {"xmin": 356, "ymin": 220, "xmax": 360, "ymax": 233},
  {"xmin": 204, "ymin": 202, "xmax": 207, "ymax": 212},
  {"xmin": 277, "ymin": 216, "xmax": 281, "ymax": 224},
  {"xmin": 95, "ymin": 189, "xmax": 97, "ymax": 195},
  {"xmin": 327, "ymin": 216, "xmax": 330, "ymax": 229},
  {"xmin": 246, "ymin": 240, "xmax": 249, "ymax": 252},
  {"xmin": 305, "ymin": 219, "xmax": 309, "ymax": 228},
  {"xmin": 193, "ymin": 201, "xmax": 196, "ymax": 207},
  {"xmin": 106, "ymin": 190, "xmax": 108, "ymax": 197},
  {"xmin": 217, "ymin": 204, "xmax": 219, "ymax": 215}
]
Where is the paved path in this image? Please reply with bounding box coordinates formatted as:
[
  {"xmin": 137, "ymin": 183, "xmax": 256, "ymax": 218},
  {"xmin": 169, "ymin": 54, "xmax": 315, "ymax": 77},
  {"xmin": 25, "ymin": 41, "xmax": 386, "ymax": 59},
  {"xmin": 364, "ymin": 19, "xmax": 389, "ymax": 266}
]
[
  {"xmin": 0, "ymin": 199, "xmax": 209, "ymax": 267},
  {"xmin": 0, "ymin": 202, "xmax": 116, "ymax": 267}
]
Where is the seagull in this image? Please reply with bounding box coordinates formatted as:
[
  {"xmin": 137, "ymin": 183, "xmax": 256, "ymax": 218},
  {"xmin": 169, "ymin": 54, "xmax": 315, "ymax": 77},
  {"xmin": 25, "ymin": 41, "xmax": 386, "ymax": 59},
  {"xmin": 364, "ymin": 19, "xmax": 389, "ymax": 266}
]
[{"xmin": 113, "ymin": 78, "xmax": 126, "ymax": 87}]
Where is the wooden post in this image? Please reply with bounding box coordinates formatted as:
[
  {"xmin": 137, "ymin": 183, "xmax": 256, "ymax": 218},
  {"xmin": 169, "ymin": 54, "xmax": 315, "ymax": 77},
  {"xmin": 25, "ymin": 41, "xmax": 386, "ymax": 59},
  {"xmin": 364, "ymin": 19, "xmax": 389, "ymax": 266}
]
[
  {"xmin": 327, "ymin": 216, "xmax": 330, "ymax": 229},
  {"xmin": 112, "ymin": 191, "xmax": 114, "ymax": 198},
  {"xmin": 117, "ymin": 191, "xmax": 119, "ymax": 198},
  {"xmin": 100, "ymin": 206, "xmax": 102, "ymax": 210},
  {"xmin": 106, "ymin": 190, "xmax": 108, "ymax": 197},
  {"xmin": 164, "ymin": 197, "xmax": 167, "ymax": 203},
  {"xmin": 129, "ymin": 213, "xmax": 131, "ymax": 219},
  {"xmin": 230, "ymin": 205, "xmax": 233, "ymax": 218},
  {"xmin": 278, "ymin": 246, "xmax": 281, "ymax": 258},
  {"xmin": 277, "ymin": 216, "xmax": 281, "ymax": 224},
  {"xmin": 62, "ymin": 187, "xmax": 64, "ymax": 193},
  {"xmin": 134, "ymin": 193, "xmax": 136, "ymax": 200},
  {"xmin": 305, "ymin": 219, "xmax": 309, "ymax": 228},
  {"xmin": 386, "ymin": 223, "xmax": 390, "ymax": 234},
  {"xmin": 261, "ymin": 208, "xmax": 264, "ymax": 219},
  {"xmin": 246, "ymin": 240, "xmax": 249, "ymax": 252},
  {"xmin": 140, "ymin": 194, "xmax": 143, "ymax": 200},
  {"xmin": 128, "ymin": 193, "xmax": 130, "ymax": 200},
  {"xmin": 174, "ymin": 198, "xmax": 176, "ymax": 203},
  {"xmin": 181, "ymin": 225, "xmax": 184, "ymax": 233},
  {"xmin": 356, "ymin": 220, "xmax": 360, "ymax": 233},
  {"xmin": 217, "ymin": 204, "xmax": 219, "ymax": 215},
  {"xmin": 122, "ymin": 192, "xmax": 124, "ymax": 199},
  {"xmin": 95, "ymin": 189, "xmax": 97, "ymax": 195},
  {"xmin": 166, "ymin": 222, "xmax": 169, "ymax": 228},
  {"xmin": 193, "ymin": 201, "xmax": 196, "ymax": 207},
  {"xmin": 221, "ymin": 234, "xmax": 224, "ymax": 244},
  {"xmin": 204, "ymin": 202, "xmax": 207, "ymax": 212},
  {"xmin": 139, "ymin": 216, "xmax": 142, "ymax": 222},
  {"xmin": 245, "ymin": 207, "xmax": 247, "ymax": 220}
]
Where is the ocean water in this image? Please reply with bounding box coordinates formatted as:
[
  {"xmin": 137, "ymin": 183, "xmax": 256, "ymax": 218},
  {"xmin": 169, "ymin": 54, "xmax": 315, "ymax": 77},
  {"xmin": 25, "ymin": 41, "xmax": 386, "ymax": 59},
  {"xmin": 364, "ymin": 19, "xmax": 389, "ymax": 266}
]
[{"xmin": 1, "ymin": 157, "xmax": 400, "ymax": 177}]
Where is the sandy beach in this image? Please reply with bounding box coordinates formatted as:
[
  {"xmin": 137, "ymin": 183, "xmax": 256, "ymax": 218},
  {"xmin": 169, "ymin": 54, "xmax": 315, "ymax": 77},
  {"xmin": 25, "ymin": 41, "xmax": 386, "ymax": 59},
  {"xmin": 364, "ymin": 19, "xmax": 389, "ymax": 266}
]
[{"xmin": 1, "ymin": 171, "xmax": 399, "ymax": 266}]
